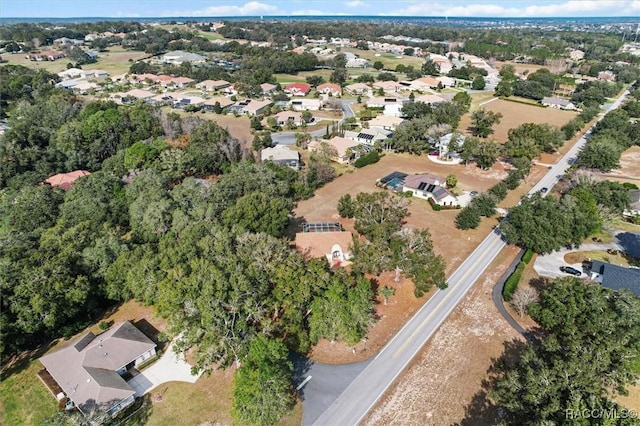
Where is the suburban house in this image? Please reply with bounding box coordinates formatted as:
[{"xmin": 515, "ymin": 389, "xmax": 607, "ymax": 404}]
[
  {"xmin": 196, "ymin": 79, "xmax": 231, "ymax": 92},
  {"xmin": 229, "ymin": 99, "xmax": 273, "ymax": 116},
  {"xmin": 295, "ymin": 223, "xmax": 353, "ymax": 266},
  {"xmin": 368, "ymin": 115, "xmax": 404, "ymax": 131},
  {"xmin": 202, "ymin": 96, "xmax": 234, "ymax": 112},
  {"xmin": 119, "ymin": 89, "xmax": 155, "ymax": 103},
  {"xmin": 344, "ymin": 127, "xmax": 392, "ymax": 145},
  {"xmin": 402, "ymin": 173, "xmax": 458, "ymax": 206},
  {"xmin": 541, "ymin": 97, "xmax": 577, "ymax": 110},
  {"xmin": 589, "ymin": 260, "xmax": 640, "ymax": 296},
  {"xmin": 44, "ymin": 170, "xmax": 91, "ymax": 191},
  {"xmin": 345, "ymin": 82, "xmax": 371, "ymax": 95},
  {"xmin": 58, "ymin": 68, "xmax": 85, "ymax": 80},
  {"xmin": 26, "ymin": 51, "xmax": 65, "ymax": 61},
  {"xmin": 436, "ymin": 133, "xmax": 465, "ymax": 157},
  {"xmin": 172, "ymin": 94, "xmax": 205, "ymax": 109},
  {"xmin": 54, "ymin": 37, "xmax": 84, "ymax": 48},
  {"xmin": 260, "ymin": 82, "xmax": 277, "ymax": 94},
  {"xmin": 623, "ymin": 190, "xmax": 640, "ymax": 218},
  {"xmin": 168, "ymin": 76, "xmax": 195, "ymax": 88},
  {"xmin": 39, "ymin": 321, "xmax": 156, "ymax": 418},
  {"xmin": 161, "ymin": 50, "xmax": 207, "ymax": 65},
  {"xmin": 289, "ymin": 98, "xmax": 322, "ymax": 111},
  {"xmin": 598, "ymin": 70, "xmax": 616, "ymax": 81},
  {"xmin": 436, "ymin": 76, "xmax": 456, "ymax": 88},
  {"xmin": 372, "ymin": 80, "xmax": 404, "ymax": 93},
  {"xmin": 83, "ymin": 69, "xmax": 109, "ymax": 78},
  {"xmin": 308, "ymin": 137, "xmax": 364, "ymax": 164},
  {"xmin": 366, "ymin": 96, "xmax": 407, "ymax": 108},
  {"xmin": 407, "ymin": 76, "xmax": 440, "ymax": 91},
  {"xmin": 261, "ymin": 145, "xmax": 300, "ymax": 171},
  {"xmin": 284, "ymin": 83, "xmax": 311, "ymax": 96},
  {"xmin": 317, "ymin": 82, "xmax": 342, "ymax": 97},
  {"xmin": 274, "ymin": 110, "xmax": 304, "ymax": 126}
]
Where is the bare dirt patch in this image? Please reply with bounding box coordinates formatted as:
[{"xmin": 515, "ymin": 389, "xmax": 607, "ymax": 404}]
[
  {"xmin": 458, "ymin": 99, "xmax": 577, "ymax": 143},
  {"xmin": 601, "ymin": 146, "xmax": 640, "ymax": 184},
  {"xmin": 362, "ymin": 246, "xmax": 524, "ymax": 426}
]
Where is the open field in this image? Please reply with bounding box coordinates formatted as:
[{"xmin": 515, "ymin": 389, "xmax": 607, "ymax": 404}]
[
  {"xmin": 1, "ymin": 46, "xmax": 148, "ymax": 76},
  {"xmin": 275, "ymin": 69, "xmax": 333, "ymax": 84},
  {"xmin": 458, "ymin": 98, "xmax": 578, "ymax": 143},
  {"xmin": 340, "ymin": 47, "xmax": 425, "ymax": 70},
  {"xmin": 363, "ymin": 245, "xmax": 524, "ymax": 425},
  {"xmin": 494, "ymin": 60, "xmax": 550, "ymax": 77}
]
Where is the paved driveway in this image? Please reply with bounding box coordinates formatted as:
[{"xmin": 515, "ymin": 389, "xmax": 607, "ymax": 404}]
[
  {"xmin": 534, "ymin": 241, "xmax": 624, "ymax": 279},
  {"xmin": 128, "ymin": 341, "xmax": 201, "ymax": 397}
]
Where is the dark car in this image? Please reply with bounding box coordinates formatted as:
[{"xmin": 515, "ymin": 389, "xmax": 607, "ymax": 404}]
[
  {"xmin": 540, "ymin": 187, "xmax": 548, "ymax": 194},
  {"xmin": 560, "ymin": 266, "xmax": 582, "ymax": 276}
]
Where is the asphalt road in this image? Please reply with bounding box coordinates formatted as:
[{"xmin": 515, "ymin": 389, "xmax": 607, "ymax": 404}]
[
  {"xmin": 311, "ymin": 88, "xmax": 632, "ymax": 426},
  {"xmin": 271, "ymin": 100, "xmax": 355, "ymax": 145}
]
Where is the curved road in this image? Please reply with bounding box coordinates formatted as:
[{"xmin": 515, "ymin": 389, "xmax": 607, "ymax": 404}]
[{"xmin": 311, "ymin": 88, "xmax": 632, "ymax": 426}]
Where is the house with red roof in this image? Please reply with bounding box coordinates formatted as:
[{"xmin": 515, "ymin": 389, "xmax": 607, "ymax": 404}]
[
  {"xmin": 44, "ymin": 170, "xmax": 91, "ymax": 191},
  {"xmin": 284, "ymin": 83, "xmax": 311, "ymax": 96}
]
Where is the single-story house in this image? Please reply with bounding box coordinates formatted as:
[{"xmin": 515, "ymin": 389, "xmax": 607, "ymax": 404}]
[
  {"xmin": 436, "ymin": 133, "xmax": 465, "ymax": 155},
  {"xmin": 295, "ymin": 229, "xmax": 353, "ymax": 266},
  {"xmin": 368, "ymin": 115, "xmax": 404, "ymax": 131},
  {"xmin": 408, "ymin": 76, "xmax": 439, "ymax": 91},
  {"xmin": 366, "ymin": 96, "xmax": 407, "ymax": 108},
  {"xmin": 289, "ymin": 98, "xmax": 322, "ymax": 111},
  {"xmin": 436, "ymin": 76, "xmax": 456, "ymax": 87},
  {"xmin": 260, "ymin": 82, "xmax": 277, "ymax": 94},
  {"xmin": 72, "ymin": 81, "xmax": 100, "ymax": 94},
  {"xmin": 541, "ymin": 97, "xmax": 577, "ymax": 110},
  {"xmin": 345, "ymin": 82, "xmax": 371, "ymax": 95},
  {"xmin": 274, "ymin": 110, "xmax": 304, "ymax": 126},
  {"xmin": 83, "ymin": 69, "xmax": 109, "ymax": 78},
  {"xmin": 168, "ymin": 76, "xmax": 195, "ymax": 88},
  {"xmin": 39, "ymin": 321, "xmax": 157, "ymax": 418},
  {"xmin": 172, "ymin": 94, "xmax": 205, "ymax": 109},
  {"xmin": 284, "ymin": 83, "xmax": 311, "ymax": 96},
  {"xmin": 44, "ymin": 170, "xmax": 91, "ymax": 191},
  {"xmin": 346, "ymin": 58, "xmax": 370, "ymax": 68},
  {"xmin": 413, "ymin": 94, "xmax": 448, "ymax": 105},
  {"xmin": 26, "ymin": 51, "xmax": 65, "ymax": 61},
  {"xmin": 384, "ymin": 104, "xmax": 404, "ymax": 117},
  {"xmin": 372, "ymin": 80, "xmax": 404, "ymax": 93},
  {"xmin": 120, "ymin": 89, "xmax": 155, "ymax": 103},
  {"xmin": 308, "ymin": 137, "xmax": 364, "ymax": 164},
  {"xmin": 203, "ymin": 96, "xmax": 235, "ymax": 112},
  {"xmin": 58, "ymin": 68, "xmax": 85, "ymax": 80},
  {"xmin": 598, "ymin": 70, "xmax": 616, "ymax": 81},
  {"xmin": 196, "ymin": 79, "xmax": 231, "ymax": 91},
  {"xmin": 317, "ymin": 82, "xmax": 342, "ymax": 97},
  {"xmin": 261, "ymin": 145, "xmax": 300, "ymax": 170},
  {"xmin": 244, "ymin": 99, "xmax": 273, "ymax": 116},
  {"xmin": 161, "ymin": 50, "xmax": 207, "ymax": 65},
  {"xmin": 402, "ymin": 173, "xmax": 458, "ymax": 206},
  {"xmin": 344, "ymin": 127, "xmax": 392, "ymax": 145},
  {"xmin": 590, "ymin": 260, "xmax": 640, "ymax": 296}
]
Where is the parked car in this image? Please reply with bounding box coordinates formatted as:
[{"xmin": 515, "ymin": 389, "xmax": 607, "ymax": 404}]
[
  {"xmin": 560, "ymin": 266, "xmax": 582, "ymax": 276},
  {"xmin": 469, "ymin": 190, "xmax": 478, "ymax": 197},
  {"xmin": 428, "ymin": 151, "xmax": 439, "ymax": 156},
  {"xmin": 540, "ymin": 187, "xmax": 548, "ymax": 194}
]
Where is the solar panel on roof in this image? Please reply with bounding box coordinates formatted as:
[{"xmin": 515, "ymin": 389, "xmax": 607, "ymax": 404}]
[
  {"xmin": 302, "ymin": 222, "xmax": 344, "ymax": 233},
  {"xmin": 358, "ymin": 133, "xmax": 375, "ymax": 140},
  {"xmin": 417, "ymin": 182, "xmax": 427, "ymax": 190},
  {"xmin": 426, "ymin": 184, "xmax": 436, "ymax": 193}
]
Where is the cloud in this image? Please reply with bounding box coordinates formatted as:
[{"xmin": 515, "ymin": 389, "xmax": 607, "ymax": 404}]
[
  {"xmin": 169, "ymin": 1, "xmax": 279, "ymax": 17},
  {"xmin": 386, "ymin": 0, "xmax": 640, "ymax": 17},
  {"xmin": 346, "ymin": 0, "xmax": 366, "ymax": 7},
  {"xmin": 291, "ymin": 9, "xmax": 331, "ymax": 15}
]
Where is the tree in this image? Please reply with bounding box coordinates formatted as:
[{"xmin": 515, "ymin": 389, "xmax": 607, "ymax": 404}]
[
  {"xmin": 510, "ymin": 286, "xmax": 538, "ymax": 318},
  {"xmin": 471, "ymin": 75, "xmax": 486, "ymax": 90},
  {"xmin": 445, "ymin": 174, "xmax": 457, "ymax": 189},
  {"xmin": 474, "ymin": 140, "xmax": 501, "ymax": 169},
  {"xmin": 305, "ymin": 74, "xmax": 325, "ymax": 88},
  {"xmin": 232, "ymin": 335, "xmax": 294, "ymax": 426},
  {"xmin": 373, "ymin": 61, "xmax": 384, "ymax": 71},
  {"xmin": 222, "ymin": 192, "xmax": 292, "ymax": 237},
  {"xmin": 470, "ymin": 109, "xmax": 502, "ymax": 138},
  {"xmin": 577, "ymin": 135, "xmax": 623, "ymax": 172},
  {"xmin": 455, "ymin": 206, "xmax": 481, "ymax": 230},
  {"xmin": 490, "ymin": 278, "xmax": 640, "ymax": 425},
  {"xmin": 330, "ymin": 68, "xmax": 348, "ymax": 86},
  {"xmin": 460, "ymin": 137, "xmax": 479, "ymax": 166},
  {"xmin": 250, "ymin": 115, "xmax": 263, "ymax": 131},
  {"xmin": 353, "ymin": 191, "xmax": 410, "ymax": 240},
  {"xmin": 379, "ymin": 286, "xmax": 395, "ymax": 305},
  {"xmin": 337, "ymin": 193, "xmax": 355, "ymax": 218},
  {"xmin": 421, "ymin": 58, "xmax": 440, "ymax": 76},
  {"xmin": 301, "ymin": 110, "xmax": 313, "ymax": 124}
]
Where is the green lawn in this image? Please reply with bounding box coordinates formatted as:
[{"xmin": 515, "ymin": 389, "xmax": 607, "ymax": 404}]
[{"xmin": 0, "ymin": 351, "xmax": 58, "ymax": 425}]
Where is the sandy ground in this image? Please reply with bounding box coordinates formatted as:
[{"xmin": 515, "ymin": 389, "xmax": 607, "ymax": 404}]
[
  {"xmin": 602, "ymin": 146, "xmax": 640, "ymax": 184},
  {"xmin": 362, "ymin": 246, "xmax": 524, "ymax": 426}
]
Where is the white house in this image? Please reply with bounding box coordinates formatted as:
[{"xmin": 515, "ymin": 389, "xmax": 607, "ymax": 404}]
[
  {"xmin": 274, "ymin": 110, "xmax": 304, "ymax": 126},
  {"xmin": 161, "ymin": 50, "xmax": 207, "ymax": 65},
  {"xmin": 289, "ymin": 98, "xmax": 322, "ymax": 111},
  {"xmin": 541, "ymin": 97, "xmax": 577, "ymax": 110},
  {"xmin": 368, "ymin": 115, "xmax": 404, "ymax": 131},
  {"xmin": 344, "ymin": 128, "xmax": 392, "ymax": 145},
  {"xmin": 261, "ymin": 145, "xmax": 300, "ymax": 171},
  {"xmin": 402, "ymin": 173, "xmax": 458, "ymax": 206}
]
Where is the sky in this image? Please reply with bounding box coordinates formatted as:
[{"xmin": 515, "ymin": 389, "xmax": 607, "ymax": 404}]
[{"xmin": 2, "ymin": 0, "xmax": 640, "ymax": 18}]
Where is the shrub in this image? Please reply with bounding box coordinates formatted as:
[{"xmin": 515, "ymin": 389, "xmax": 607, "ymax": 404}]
[
  {"xmin": 99, "ymin": 320, "xmax": 113, "ymax": 331},
  {"xmin": 354, "ymin": 150, "xmax": 380, "ymax": 168},
  {"xmin": 488, "ymin": 182, "xmax": 508, "ymax": 201},
  {"xmin": 456, "ymin": 206, "xmax": 481, "ymax": 229},
  {"xmin": 504, "ymin": 169, "xmax": 522, "ymax": 190},
  {"xmin": 503, "ymin": 261, "xmax": 526, "ymax": 301},
  {"xmin": 337, "ymin": 194, "xmax": 355, "ymax": 218},
  {"xmin": 521, "ymin": 249, "xmax": 534, "ymax": 264}
]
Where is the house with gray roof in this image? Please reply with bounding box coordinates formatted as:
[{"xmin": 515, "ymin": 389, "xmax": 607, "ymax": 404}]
[
  {"xmin": 590, "ymin": 260, "xmax": 640, "ymax": 296},
  {"xmin": 261, "ymin": 145, "xmax": 300, "ymax": 170},
  {"xmin": 402, "ymin": 173, "xmax": 458, "ymax": 206},
  {"xmin": 161, "ymin": 50, "xmax": 207, "ymax": 65},
  {"xmin": 40, "ymin": 321, "xmax": 156, "ymax": 418},
  {"xmin": 344, "ymin": 127, "xmax": 393, "ymax": 145},
  {"xmin": 541, "ymin": 97, "xmax": 577, "ymax": 110}
]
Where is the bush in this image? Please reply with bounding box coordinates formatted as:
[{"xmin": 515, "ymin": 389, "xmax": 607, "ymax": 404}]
[
  {"xmin": 431, "ymin": 203, "xmax": 441, "ymax": 211},
  {"xmin": 337, "ymin": 194, "xmax": 355, "ymax": 218},
  {"xmin": 354, "ymin": 150, "xmax": 380, "ymax": 168},
  {"xmin": 503, "ymin": 261, "xmax": 526, "ymax": 301},
  {"xmin": 456, "ymin": 206, "xmax": 481, "ymax": 229},
  {"xmin": 521, "ymin": 249, "xmax": 534, "ymax": 264},
  {"xmin": 99, "ymin": 320, "xmax": 113, "ymax": 331},
  {"xmin": 504, "ymin": 169, "xmax": 523, "ymax": 190},
  {"xmin": 472, "ymin": 193, "xmax": 497, "ymax": 217},
  {"xmin": 488, "ymin": 182, "xmax": 508, "ymax": 201}
]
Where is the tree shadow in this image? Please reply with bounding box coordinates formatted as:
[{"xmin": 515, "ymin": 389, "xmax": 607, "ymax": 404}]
[
  {"xmin": 289, "ymin": 352, "xmax": 314, "ymax": 402},
  {"xmin": 455, "ymin": 338, "xmax": 529, "ymax": 426},
  {"xmin": 615, "ymin": 232, "xmax": 640, "ymax": 258},
  {"xmin": 0, "ymin": 340, "xmax": 58, "ymax": 381},
  {"xmin": 284, "ymin": 214, "xmax": 307, "ymax": 240},
  {"xmin": 133, "ymin": 319, "xmax": 167, "ymax": 352}
]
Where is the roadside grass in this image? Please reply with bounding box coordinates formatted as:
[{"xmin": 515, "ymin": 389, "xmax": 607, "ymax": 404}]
[{"xmin": 604, "ymin": 217, "xmax": 640, "ymax": 233}]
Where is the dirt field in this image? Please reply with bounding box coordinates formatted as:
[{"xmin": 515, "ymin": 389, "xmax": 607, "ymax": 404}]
[
  {"xmin": 174, "ymin": 110, "xmax": 254, "ymax": 147},
  {"xmin": 494, "ymin": 60, "xmax": 550, "ymax": 77},
  {"xmin": 600, "ymin": 146, "xmax": 640, "ymax": 185},
  {"xmin": 363, "ymin": 245, "xmax": 524, "ymax": 426},
  {"xmin": 458, "ymin": 98, "xmax": 578, "ymax": 143}
]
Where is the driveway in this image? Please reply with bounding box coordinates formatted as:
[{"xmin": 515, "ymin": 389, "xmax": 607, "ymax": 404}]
[
  {"xmin": 128, "ymin": 341, "xmax": 201, "ymax": 397},
  {"xmin": 533, "ymin": 238, "xmax": 629, "ymax": 279}
]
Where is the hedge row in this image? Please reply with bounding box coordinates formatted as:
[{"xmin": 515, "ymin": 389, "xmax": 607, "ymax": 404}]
[
  {"xmin": 503, "ymin": 261, "xmax": 526, "ymax": 301},
  {"xmin": 354, "ymin": 150, "xmax": 380, "ymax": 168}
]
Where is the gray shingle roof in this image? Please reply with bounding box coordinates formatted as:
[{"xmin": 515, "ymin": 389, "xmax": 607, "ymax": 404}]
[{"xmin": 591, "ymin": 260, "xmax": 640, "ymax": 296}]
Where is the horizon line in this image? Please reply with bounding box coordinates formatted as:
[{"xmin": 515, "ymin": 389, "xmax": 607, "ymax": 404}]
[{"xmin": 1, "ymin": 15, "xmax": 637, "ymax": 19}]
